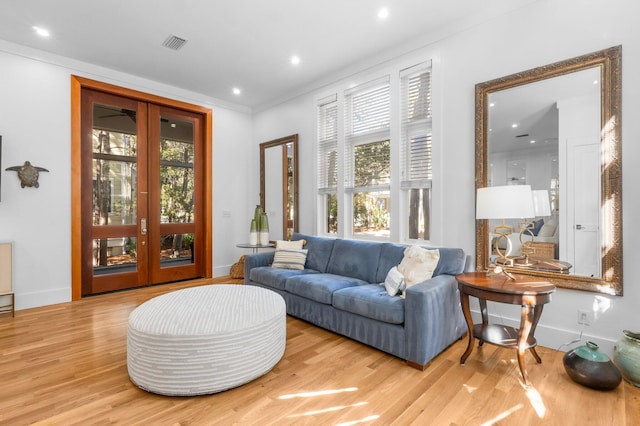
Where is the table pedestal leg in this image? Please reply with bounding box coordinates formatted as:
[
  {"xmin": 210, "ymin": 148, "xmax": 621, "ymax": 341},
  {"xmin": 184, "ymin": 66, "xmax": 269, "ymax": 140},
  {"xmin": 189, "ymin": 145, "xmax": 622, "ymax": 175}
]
[
  {"xmin": 459, "ymin": 292, "xmax": 474, "ymax": 364},
  {"xmin": 478, "ymin": 298, "xmax": 488, "ymax": 346},
  {"xmin": 517, "ymin": 304, "xmax": 536, "ymax": 385}
]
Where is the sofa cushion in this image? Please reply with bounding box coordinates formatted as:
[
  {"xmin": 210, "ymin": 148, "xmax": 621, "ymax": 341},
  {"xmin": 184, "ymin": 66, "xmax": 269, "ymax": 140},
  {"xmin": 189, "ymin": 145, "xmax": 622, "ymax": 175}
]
[
  {"xmin": 291, "ymin": 233, "xmax": 335, "ymax": 273},
  {"xmin": 333, "ymin": 284, "xmax": 405, "ymax": 325},
  {"xmin": 285, "ymin": 273, "xmax": 367, "ymax": 305},
  {"xmin": 432, "ymin": 247, "xmax": 466, "ymax": 276},
  {"xmin": 249, "ymin": 266, "xmax": 318, "ymax": 291},
  {"xmin": 326, "ymin": 239, "xmax": 383, "ymax": 283},
  {"xmin": 376, "ymin": 244, "xmax": 467, "ymax": 282},
  {"xmin": 375, "ymin": 243, "xmax": 406, "ymax": 283}
]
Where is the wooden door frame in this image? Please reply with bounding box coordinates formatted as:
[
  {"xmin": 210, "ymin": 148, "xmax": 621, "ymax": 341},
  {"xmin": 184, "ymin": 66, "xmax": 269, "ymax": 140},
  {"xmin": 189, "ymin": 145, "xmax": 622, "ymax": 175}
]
[{"xmin": 70, "ymin": 76, "xmax": 213, "ymax": 300}]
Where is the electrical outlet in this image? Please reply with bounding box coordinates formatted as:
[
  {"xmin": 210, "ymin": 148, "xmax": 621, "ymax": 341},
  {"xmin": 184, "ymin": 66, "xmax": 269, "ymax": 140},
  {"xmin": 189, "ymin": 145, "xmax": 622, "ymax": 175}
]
[{"xmin": 577, "ymin": 309, "xmax": 593, "ymax": 326}]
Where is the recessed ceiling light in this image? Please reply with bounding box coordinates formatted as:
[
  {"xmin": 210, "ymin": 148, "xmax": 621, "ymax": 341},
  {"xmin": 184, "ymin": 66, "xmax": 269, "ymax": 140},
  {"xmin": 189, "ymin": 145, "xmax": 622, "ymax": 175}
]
[
  {"xmin": 170, "ymin": 123, "xmax": 177, "ymax": 128},
  {"xmin": 232, "ymin": 87, "xmax": 241, "ymax": 95},
  {"xmin": 290, "ymin": 55, "xmax": 300, "ymax": 65},
  {"xmin": 33, "ymin": 26, "xmax": 50, "ymax": 37},
  {"xmin": 378, "ymin": 8, "xmax": 389, "ymax": 20},
  {"xmin": 489, "ymin": 102, "xmax": 495, "ymax": 107},
  {"xmin": 593, "ymin": 80, "xmax": 599, "ymax": 85},
  {"xmin": 530, "ymin": 140, "xmax": 536, "ymax": 144},
  {"xmin": 511, "ymin": 123, "xmax": 518, "ymax": 128}
]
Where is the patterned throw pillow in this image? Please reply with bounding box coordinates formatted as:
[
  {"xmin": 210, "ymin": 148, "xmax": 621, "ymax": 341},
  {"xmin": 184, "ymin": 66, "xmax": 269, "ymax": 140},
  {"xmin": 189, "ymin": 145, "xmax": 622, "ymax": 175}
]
[
  {"xmin": 383, "ymin": 266, "xmax": 405, "ymax": 296},
  {"xmin": 276, "ymin": 239, "xmax": 306, "ymax": 250},
  {"xmin": 272, "ymin": 248, "xmax": 308, "ymax": 270}
]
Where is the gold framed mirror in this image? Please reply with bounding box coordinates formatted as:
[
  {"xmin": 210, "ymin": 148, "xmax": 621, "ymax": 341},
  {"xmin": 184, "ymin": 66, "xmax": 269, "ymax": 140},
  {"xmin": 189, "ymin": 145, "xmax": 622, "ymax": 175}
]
[
  {"xmin": 260, "ymin": 134, "xmax": 299, "ymax": 240},
  {"xmin": 475, "ymin": 46, "xmax": 622, "ymax": 295}
]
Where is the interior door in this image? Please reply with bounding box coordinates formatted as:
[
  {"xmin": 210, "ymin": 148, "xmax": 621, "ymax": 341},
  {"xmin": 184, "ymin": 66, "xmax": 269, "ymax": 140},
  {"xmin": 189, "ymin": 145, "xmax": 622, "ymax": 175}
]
[
  {"xmin": 571, "ymin": 144, "xmax": 601, "ymax": 277},
  {"xmin": 148, "ymin": 104, "xmax": 204, "ymax": 284},
  {"xmin": 81, "ymin": 89, "xmax": 204, "ymax": 295}
]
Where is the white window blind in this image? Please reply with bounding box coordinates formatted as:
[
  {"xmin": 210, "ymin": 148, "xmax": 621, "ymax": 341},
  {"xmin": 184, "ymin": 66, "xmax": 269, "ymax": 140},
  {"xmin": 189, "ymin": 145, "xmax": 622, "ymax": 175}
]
[
  {"xmin": 344, "ymin": 77, "xmax": 390, "ymax": 191},
  {"xmin": 317, "ymin": 94, "xmax": 338, "ymax": 194},
  {"xmin": 400, "ymin": 62, "xmax": 432, "ymax": 189}
]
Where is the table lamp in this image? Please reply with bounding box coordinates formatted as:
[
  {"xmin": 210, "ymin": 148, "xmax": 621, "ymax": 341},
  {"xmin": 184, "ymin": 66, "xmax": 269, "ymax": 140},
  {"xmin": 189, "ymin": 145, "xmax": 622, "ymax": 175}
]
[
  {"xmin": 519, "ymin": 190, "xmax": 552, "ymax": 263},
  {"xmin": 476, "ymin": 185, "xmax": 534, "ymax": 278}
]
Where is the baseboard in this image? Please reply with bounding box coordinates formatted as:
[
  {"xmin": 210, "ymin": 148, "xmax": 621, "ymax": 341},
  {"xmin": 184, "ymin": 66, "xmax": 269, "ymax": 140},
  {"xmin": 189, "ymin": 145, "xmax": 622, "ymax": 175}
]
[
  {"xmin": 213, "ymin": 265, "xmax": 233, "ymax": 278},
  {"xmin": 15, "ymin": 287, "xmax": 71, "ymax": 311},
  {"xmin": 470, "ymin": 309, "xmax": 617, "ymax": 355}
]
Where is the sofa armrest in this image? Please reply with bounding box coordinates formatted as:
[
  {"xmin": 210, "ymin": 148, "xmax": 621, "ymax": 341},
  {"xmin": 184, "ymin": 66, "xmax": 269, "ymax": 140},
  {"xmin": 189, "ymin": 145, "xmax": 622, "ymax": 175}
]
[
  {"xmin": 243, "ymin": 252, "xmax": 275, "ymax": 284},
  {"xmin": 404, "ymin": 274, "xmax": 466, "ymax": 367}
]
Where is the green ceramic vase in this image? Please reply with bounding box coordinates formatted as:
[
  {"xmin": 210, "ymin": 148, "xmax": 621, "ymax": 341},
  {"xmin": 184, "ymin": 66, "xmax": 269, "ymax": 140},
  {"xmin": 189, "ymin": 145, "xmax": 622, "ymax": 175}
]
[
  {"xmin": 563, "ymin": 341, "xmax": 621, "ymax": 390},
  {"xmin": 254, "ymin": 205, "xmax": 264, "ymax": 231},
  {"xmin": 613, "ymin": 330, "xmax": 640, "ymax": 387}
]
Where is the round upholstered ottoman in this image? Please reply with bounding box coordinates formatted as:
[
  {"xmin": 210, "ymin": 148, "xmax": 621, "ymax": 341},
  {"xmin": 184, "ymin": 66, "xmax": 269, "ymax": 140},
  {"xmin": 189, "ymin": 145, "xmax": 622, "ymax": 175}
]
[{"xmin": 127, "ymin": 284, "xmax": 286, "ymax": 396}]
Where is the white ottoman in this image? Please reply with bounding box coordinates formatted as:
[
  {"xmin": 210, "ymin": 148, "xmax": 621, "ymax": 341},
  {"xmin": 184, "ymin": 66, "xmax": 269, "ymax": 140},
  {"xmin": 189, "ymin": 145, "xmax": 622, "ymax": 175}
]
[{"xmin": 127, "ymin": 284, "xmax": 286, "ymax": 396}]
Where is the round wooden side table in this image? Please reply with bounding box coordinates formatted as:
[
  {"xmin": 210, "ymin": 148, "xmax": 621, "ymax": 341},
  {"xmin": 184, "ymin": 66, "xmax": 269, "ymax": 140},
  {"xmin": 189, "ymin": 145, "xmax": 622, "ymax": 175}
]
[{"xmin": 456, "ymin": 271, "xmax": 556, "ymax": 385}]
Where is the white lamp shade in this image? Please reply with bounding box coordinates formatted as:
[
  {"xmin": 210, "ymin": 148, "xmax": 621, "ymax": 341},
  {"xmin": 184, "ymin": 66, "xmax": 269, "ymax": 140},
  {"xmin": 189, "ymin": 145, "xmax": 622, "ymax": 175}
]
[
  {"xmin": 476, "ymin": 185, "xmax": 535, "ymax": 219},
  {"xmin": 532, "ymin": 190, "xmax": 551, "ymax": 217}
]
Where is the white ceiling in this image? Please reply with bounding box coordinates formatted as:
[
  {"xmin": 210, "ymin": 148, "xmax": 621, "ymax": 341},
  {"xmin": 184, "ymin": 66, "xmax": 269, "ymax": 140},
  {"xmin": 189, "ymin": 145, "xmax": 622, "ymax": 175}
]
[
  {"xmin": 0, "ymin": 0, "xmax": 537, "ymax": 110},
  {"xmin": 488, "ymin": 67, "xmax": 601, "ymax": 154}
]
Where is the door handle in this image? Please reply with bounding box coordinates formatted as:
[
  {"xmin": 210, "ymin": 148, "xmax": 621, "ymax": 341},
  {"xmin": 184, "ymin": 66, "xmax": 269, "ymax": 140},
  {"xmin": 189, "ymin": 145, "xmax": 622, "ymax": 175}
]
[
  {"xmin": 141, "ymin": 218, "xmax": 147, "ymax": 235},
  {"xmin": 576, "ymin": 224, "xmax": 582, "ymax": 230}
]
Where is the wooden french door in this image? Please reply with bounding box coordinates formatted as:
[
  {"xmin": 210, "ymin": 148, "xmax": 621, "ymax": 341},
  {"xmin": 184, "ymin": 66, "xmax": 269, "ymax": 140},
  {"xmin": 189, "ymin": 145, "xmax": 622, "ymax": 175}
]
[{"xmin": 79, "ymin": 86, "xmax": 207, "ymax": 295}]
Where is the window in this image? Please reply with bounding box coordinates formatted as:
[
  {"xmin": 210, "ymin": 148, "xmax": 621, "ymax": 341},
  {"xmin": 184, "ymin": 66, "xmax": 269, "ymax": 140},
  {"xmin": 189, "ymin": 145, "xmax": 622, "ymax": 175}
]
[
  {"xmin": 317, "ymin": 95, "xmax": 338, "ymax": 234},
  {"xmin": 316, "ymin": 60, "xmax": 433, "ymax": 242},
  {"xmin": 345, "ymin": 78, "xmax": 391, "ymax": 237},
  {"xmin": 401, "ymin": 63, "xmax": 432, "ymax": 241}
]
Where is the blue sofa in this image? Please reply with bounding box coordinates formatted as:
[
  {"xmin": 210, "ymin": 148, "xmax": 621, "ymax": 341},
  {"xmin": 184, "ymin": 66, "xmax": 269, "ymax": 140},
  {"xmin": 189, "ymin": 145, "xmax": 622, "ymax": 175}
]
[{"xmin": 244, "ymin": 233, "xmax": 467, "ymax": 369}]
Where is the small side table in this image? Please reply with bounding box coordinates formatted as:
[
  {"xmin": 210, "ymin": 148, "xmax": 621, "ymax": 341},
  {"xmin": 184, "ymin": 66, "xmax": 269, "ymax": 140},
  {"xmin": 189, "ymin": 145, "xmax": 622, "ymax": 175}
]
[
  {"xmin": 456, "ymin": 272, "xmax": 555, "ymax": 385},
  {"xmin": 236, "ymin": 243, "xmax": 275, "ymax": 254}
]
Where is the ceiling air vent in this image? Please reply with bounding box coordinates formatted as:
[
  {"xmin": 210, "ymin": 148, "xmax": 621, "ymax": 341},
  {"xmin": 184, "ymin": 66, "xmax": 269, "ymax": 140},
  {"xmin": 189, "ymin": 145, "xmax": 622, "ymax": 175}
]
[{"xmin": 162, "ymin": 35, "xmax": 187, "ymax": 50}]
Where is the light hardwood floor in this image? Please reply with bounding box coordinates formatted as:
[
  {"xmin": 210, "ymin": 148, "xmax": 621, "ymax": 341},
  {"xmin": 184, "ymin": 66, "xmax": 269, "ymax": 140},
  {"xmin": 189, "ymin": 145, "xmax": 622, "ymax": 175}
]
[{"xmin": 0, "ymin": 277, "xmax": 638, "ymax": 425}]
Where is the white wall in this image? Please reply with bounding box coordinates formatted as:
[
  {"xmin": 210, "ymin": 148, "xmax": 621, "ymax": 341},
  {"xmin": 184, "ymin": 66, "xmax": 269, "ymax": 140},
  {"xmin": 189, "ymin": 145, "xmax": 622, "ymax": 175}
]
[
  {"xmin": 0, "ymin": 41, "xmax": 253, "ymax": 309},
  {"xmin": 2, "ymin": 0, "xmax": 638, "ymax": 356},
  {"xmin": 252, "ymin": 0, "xmax": 640, "ymax": 354}
]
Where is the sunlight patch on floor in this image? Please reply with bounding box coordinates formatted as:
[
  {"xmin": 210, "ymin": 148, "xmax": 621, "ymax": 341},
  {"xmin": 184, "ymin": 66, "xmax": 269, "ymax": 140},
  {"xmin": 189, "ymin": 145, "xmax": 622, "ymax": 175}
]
[
  {"xmin": 480, "ymin": 404, "xmax": 524, "ymax": 425},
  {"xmin": 287, "ymin": 402, "xmax": 368, "ymax": 418},
  {"xmin": 523, "ymin": 383, "xmax": 547, "ymax": 418},
  {"xmin": 463, "ymin": 383, "xmax": 478, "ymax": 393},
  {"xmin": 336, "ymin": 415, "xmax": 380, "ymax": 425},
  {"xmin": 278, "ymin": 387, "xmax": 359, "ymax": 400}
]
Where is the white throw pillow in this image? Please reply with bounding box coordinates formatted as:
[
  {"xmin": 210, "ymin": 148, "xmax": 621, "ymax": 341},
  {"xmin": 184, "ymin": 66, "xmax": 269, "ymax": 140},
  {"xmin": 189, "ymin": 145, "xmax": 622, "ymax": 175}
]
[
  {"xmin": 383, "ymin": 266, "xmax": 405, "ymax": 296},
  {"xmin": 272, "ymin": 248, "xmax": 308, "ymax": 270},
  {"xmin": 276, "ymin": 239, "xmax": 305, "ymax": 250},
  {"xmin": 397, "ymin": 246, "xmax": 440, "ymax": 288},
  {"xmin": 537, "ymin": 223, "xmax": 557, "ymax": 237}
]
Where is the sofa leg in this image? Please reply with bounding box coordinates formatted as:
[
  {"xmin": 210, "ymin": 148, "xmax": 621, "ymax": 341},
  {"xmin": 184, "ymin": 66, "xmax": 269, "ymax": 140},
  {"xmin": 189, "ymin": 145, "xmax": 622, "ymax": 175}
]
[{"xmin": 406, "ymin": 360, "xmax": 429, "ymax": 371}]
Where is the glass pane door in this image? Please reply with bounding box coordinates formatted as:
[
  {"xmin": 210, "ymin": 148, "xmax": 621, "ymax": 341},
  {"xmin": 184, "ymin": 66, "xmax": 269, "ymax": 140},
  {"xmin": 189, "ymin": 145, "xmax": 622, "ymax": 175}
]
[
  {"xmin": 148, "ymin": 105, "xmax": 204, "ymax": 284},
  {"xmin": 159, "ymin": 117, "xmax": 194, "ymax": 267},
  {"xmin": 82, "ymin": 90, "xmax": 148, "ymax": 295},
  {"xmin": 92, "ymin": 106, "xmax": 139, "ymax": 275},
  {"xmin": 81, "ymin": 89, "xmax": 205, "ymax": 295}
]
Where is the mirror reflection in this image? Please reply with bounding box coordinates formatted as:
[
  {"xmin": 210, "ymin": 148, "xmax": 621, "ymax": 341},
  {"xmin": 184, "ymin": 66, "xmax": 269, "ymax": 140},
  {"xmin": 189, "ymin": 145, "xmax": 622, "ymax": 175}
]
[
  {"xmin": 260, "ymin": 134, "xmax": 298, "ymax": 240},
  {"xmin": 475, "ymin": 46, "xmax": 622, "ymax": 295},
  {"xmin": 488, "ymin": 67, "xmax": 601, "ymax": 277}
]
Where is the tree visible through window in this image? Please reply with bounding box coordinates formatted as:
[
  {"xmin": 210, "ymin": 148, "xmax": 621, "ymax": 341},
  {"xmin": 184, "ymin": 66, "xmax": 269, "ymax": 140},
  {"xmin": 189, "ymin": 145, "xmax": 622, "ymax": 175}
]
[
  {"xmin": 316, "ymin": 60, "xmax": 432, "ymax": 241},
  {"xmin": 401, "ymin": 64, "xmax": 432, "ymax": 241},
  {"xmin": 346, "ymin": 78, "xmax": 390, "ymax": 237},
  {"xmin": 353, "ymin": 140, "xmax": 390, "ymax": 235}
]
